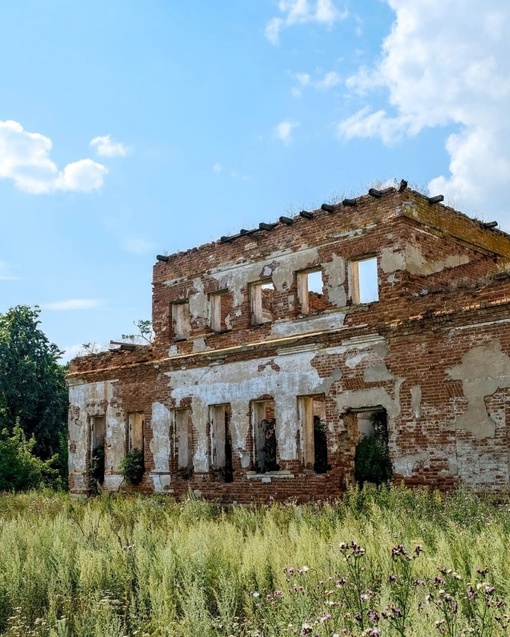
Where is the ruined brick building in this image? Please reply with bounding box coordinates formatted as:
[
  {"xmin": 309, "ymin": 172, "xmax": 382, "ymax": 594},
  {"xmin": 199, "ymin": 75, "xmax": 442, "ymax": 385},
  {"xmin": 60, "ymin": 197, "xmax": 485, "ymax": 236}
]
[{"xmin": 68, "ymin": 184, "xmax": 510, "ymax": 499}]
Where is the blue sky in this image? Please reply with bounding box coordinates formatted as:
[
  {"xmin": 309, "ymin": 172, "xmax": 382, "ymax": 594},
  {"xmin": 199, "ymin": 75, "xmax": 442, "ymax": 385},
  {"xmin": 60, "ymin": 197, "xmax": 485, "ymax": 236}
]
[{"xmin": 1, "ymin": 0, "xmax": 509, "ymax": 361}]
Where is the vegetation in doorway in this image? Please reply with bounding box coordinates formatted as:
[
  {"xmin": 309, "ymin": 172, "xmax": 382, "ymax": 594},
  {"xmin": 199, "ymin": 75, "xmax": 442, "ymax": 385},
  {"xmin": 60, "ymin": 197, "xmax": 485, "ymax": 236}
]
[
  {"xmin": 354, "ymin": 410, "xmax": 392, "ymax": 486},
  {"xmin": 87, "ymin": 444, "xmax": 105, "ymax": 493},
  {"xmin": 120, "ymin": 448, "xmax": 144, "ymax": 484}
]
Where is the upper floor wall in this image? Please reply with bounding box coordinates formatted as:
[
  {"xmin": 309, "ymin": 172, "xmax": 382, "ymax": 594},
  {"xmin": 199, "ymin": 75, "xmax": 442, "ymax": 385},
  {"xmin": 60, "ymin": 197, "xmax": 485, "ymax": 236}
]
[{"xmin": 151, "ymin": 187, "xmax": 510, "ymax": 356}]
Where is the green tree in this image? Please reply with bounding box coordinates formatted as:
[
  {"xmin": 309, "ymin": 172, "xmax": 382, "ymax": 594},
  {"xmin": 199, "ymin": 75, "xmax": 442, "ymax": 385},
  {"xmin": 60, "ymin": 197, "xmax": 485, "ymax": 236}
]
[
  {"xmin": 0, "ymin": 423, "xmax": 58, "ymax": 491},
  {"xmin": 0, "ymin": 305, "xmax": 68, "ymax": 460}
]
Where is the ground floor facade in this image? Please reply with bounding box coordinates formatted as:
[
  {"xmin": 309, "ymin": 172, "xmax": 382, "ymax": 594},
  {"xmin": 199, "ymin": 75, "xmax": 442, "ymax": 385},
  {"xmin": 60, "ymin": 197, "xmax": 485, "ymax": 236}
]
[{"xmin": 68, "ymin": 298, "xmax": 510, "ymax": 501}]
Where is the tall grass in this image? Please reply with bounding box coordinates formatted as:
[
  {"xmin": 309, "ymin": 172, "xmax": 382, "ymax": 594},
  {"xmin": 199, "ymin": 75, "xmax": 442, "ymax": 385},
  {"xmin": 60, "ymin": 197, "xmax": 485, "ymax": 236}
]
[{"xmin": 0, "ymin": 487, "xmax": 509, "ymax": 636}]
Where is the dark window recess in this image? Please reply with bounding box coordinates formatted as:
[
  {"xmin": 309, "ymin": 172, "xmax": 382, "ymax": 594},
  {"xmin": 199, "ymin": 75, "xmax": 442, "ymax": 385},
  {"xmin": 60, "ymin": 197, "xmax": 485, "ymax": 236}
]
[
  {"xmin": 209, "ymin": 404, "xmax": 233, "ymax": 482},
  {"xmin": 299, "ymin": 395, "xmax": 330, "ymax": 473}
]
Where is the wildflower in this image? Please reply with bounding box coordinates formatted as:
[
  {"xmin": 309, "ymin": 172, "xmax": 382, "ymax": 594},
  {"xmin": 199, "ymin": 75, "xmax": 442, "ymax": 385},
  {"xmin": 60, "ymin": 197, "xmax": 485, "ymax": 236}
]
[{"xmin": 301, "ymin": 623, "xmax": 312, "ymax": 635}]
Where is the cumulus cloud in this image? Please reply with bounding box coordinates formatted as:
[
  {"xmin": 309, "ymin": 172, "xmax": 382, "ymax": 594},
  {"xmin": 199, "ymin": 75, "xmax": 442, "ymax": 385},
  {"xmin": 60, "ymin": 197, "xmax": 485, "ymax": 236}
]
[
  {"xmin": 43, "ymin": 299, "xmax": 102, "ymax": 311},
  {"xmin": 274, "ymin": 120, "xmax": 299, "ymax": 144},
  {"xmin": 266, "ymin": 0, "xmax": 347, "ymax": 45},
  {"xmin": 90, "ymin": 134, "xmax": 131, "ymax": 157},
  {"xmin": 337, "ymin": 0, "xmax": 510, "ymax": 221},
  {"xmin": 0, "ymin": 120, "xmax": 108, "ymax": 194}
]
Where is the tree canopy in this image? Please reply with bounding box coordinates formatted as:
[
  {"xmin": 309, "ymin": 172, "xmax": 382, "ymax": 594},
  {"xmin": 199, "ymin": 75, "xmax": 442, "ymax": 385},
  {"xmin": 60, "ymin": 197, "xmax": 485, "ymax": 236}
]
[{"xmin": 0, "ymin": 305, "xmax": 67, "ymax": 460}]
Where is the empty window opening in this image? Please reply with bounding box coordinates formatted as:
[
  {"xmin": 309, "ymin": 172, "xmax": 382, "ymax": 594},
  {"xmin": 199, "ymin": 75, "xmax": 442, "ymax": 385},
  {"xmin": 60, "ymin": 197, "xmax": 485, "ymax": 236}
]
[
  {"xmin": 352, "ymin": 408, "xmax": 392, "ymax": 487},
  {"xmin": 210, "ymin": 291, "xmax": 233, "ymax": 332},
  {"xmin": 297, "ymin": 269, "xmax": 328, "ymax": 315},
  {"xmin": 350, "ymin": 257, "xmax": 379, "ymax": 304},
  {"xmin": 209, "ymin": 404, "xmax": 233, "ymax": 482},
  {"xmin": 128, "ymin": 412, "xmax": 144, "ymax": 452},
  {"xmin": 251, "ymin": 281, "xmax": 275, "ymax": 325},
  {"xmin": 91, "ymin": 415, "xmax": 106, "ymax": 453},
  {"xmin": 174, "ymin": 408, "xmax": 193, "ymax": 477},
  {"xmin": 90, "ymin": 415, "xmax": 106, "ymax": 486},
  {"xmin": 252, "ymin": 399, "xmax": 279, "ymax": 473},
  {"xmin": 171, "ymin": 301, "xmax": 191, "ymax": 340},
  {"xmin": 298, "ymin": 395, "xmax": 330, "ymax": 473}
]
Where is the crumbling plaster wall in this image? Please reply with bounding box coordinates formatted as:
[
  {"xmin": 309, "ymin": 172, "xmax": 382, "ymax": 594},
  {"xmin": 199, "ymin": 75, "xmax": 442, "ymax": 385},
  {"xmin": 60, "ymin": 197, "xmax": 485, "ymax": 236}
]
[
  {"xmin": 69, "ymin": 189, "xmax": 510, "ymax": 497},
  {"xmin": 68, "ymin": 379, "xmax": 126, "ymax": 492}
]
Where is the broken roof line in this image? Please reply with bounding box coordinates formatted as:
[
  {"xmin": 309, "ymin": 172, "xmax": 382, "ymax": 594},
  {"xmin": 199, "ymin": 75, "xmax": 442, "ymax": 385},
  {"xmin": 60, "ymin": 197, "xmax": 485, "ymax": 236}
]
[{"xmin": 155, "ymin": 182, "xmax": 507, "ymax": 263}]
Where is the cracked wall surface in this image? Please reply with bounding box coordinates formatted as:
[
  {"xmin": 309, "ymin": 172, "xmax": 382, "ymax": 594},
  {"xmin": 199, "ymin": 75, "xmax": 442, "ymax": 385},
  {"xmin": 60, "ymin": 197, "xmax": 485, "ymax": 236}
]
[{"xmin": 68, "ymin": 187, "xmax": 510, "ymax": 498}]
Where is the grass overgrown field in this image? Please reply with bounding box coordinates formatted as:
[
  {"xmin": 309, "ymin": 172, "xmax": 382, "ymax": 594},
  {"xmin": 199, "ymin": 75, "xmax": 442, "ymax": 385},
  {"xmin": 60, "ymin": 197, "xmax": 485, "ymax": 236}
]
[{"xmin": 1, "ymin": 487, "xmax": 509, "ymax": 636}]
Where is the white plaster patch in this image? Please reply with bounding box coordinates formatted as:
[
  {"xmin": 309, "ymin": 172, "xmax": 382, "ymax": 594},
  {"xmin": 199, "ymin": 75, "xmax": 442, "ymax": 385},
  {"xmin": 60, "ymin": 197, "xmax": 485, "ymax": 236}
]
[
  {"xmin": 345, "ymin": 353, "xmax": 369, "ymax": 368},
  {"xmin": 189, "ymin": 277, "xmax": 208, "ymax": 320},
  {"xmin": 323, "ymin": 254, "xmax": 347, "ymax": 307},
  {"xmin": 150, "ymin": 402, "xmax": 172, "ymax": 473},
  {"xmin": 393, "ymin": 452, "xmax": 428, "ymax": 478},
  {"xmin": 193, "ymin": 337, "xmax": 212, "ymax": 353},
  {"xmin": 103, "ymin": 475, "xmax": 124, "ymax": 491},
  {"xmin": 262, "ymin": 265, "xmax": 273, "ymax": 277},
  {"xmin": 364, "ymin": 363, "xmax": 394, "ymax": 382},
  {"xmin": 404, "ymin": 244, "xmax": 469, "ymax": 276},
  {"xmin": 335, "ymin": 379, "xmax": 404, "ymax": 420},
  {"xmin": 270, "ymin": 313, "xmax": 345, "ymax": 339},
  {"xmin": 447, "ymin": 340, "xmax": 510, "ymax": 439},
  {"xmin": 151, "ymin": 474, "xmax": 173, "ymax": 492},
  {"xmin": 380, "ymin": 248, "xmax": 406, "ymax": 274},
  {"xmin": 410, "ymin": 386, "xmax": 422, "ymax": 418}
]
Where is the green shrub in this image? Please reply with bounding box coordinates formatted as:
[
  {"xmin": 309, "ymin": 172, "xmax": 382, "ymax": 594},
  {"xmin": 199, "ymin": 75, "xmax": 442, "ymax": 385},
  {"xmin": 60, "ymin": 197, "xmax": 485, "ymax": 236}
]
[
  {"xmin": 120, "ymin": 448, "xmax": 144, "ymax": 485},
  {"xmin": 0, "ymin": 423, "xmax": 58, "ymax": 492},
  {"xmin": 354, "ymin": 433, "xmax": 393, "ymax": 486}
]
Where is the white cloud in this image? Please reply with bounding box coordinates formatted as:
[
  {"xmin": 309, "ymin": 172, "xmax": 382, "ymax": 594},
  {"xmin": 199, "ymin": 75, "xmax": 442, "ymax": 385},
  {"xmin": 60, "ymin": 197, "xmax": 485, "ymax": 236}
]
[
  {"xmin": 0, "ymin": 260, "xmax": 19, "ymax": 281},
  {"xmin": 337, "ymin": 0, "xmax": 510, "ymax": 222},
  {"xmin": 43, "ymin": 299, "xmax": 103, "ymax": 311},
  {"xmin": 90, "ymin": 134, "xmax": 131, "ymax": 157},
  {"xmin": 265, "ymin": 0, "xmax": 347, "ymax": 45},
  {"xmin": 0, "ymin": 120, "xmax": 108, "ymax": 194},
  {"xmin": 212, "ymin": 162, "xmax": 223, "ymax": 173},
  {"xmin": 292, "ymin": 70, "xmax": 340, "ymax": 95},
  {"xmin": 274, "ymin": 120, "xmax": 299, "ymax": 144}
]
